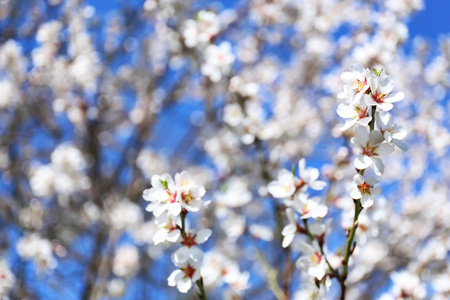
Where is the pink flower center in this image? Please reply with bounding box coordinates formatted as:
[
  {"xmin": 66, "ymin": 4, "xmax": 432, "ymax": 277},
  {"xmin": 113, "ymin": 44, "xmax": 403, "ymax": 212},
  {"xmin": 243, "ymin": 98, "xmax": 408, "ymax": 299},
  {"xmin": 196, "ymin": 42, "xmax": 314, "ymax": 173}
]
[
  {"xmin": 354, "ymin": 106, "xmax": 368, "ymax": 119},
  {"xmin": 302, "ymin": 205, "xmax": 310, "ymax": 216},
  {"xmin": 182, "ymin": 192, "xmax": 193, "ymax": 204},
  {"xmin": 166, "ymin": 222, "xmax": 177, "ymax": 232},
  {"xmin": 311, "ymin": 252, "xmax": 322, "ymax": 264},
  {"xmin": 181, "ymin": 233, "xmax": 197, "ymax": 248},
  {"xmin": 169, "ymin": 192, "xmax": 177, "ymax": 203},
  {"xmin": 362, "ymin": 145, "xmax": 377, "ymax": 157},
  {"xmin": 354, "ymin": 78, "xmax": 367, "ymax": 92},
  {"xmin": 372, "ymin": 91, "xmax": 386, "ymax": 104},
  {"xmin": 181, "ymin": 265, "xmax": 196, "ymax": 279},
  {"xmin": 359, "ymin": 182, "xmax": 371, "ymax": 194}
]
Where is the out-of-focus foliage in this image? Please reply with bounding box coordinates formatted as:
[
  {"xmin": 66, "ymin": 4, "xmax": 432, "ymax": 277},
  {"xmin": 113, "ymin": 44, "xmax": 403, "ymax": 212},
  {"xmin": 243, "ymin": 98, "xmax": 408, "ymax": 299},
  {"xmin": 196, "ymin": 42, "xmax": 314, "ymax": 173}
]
[{"xmin": 0, "ymin": 0, "xmax": 449, "ymax": 299}]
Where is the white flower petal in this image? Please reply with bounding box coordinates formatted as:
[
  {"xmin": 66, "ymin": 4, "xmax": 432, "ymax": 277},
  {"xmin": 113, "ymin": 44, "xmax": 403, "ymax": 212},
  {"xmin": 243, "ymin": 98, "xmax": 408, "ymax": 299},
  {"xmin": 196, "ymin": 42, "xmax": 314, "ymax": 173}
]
[
  {"xmin": 364, "ymin": 176, "xmax": 378, "ymax": 185},
  {"xmin": 393, "ymin": 139, "xmax": 408, "ymax": 151},
  {"xmin": 310, "ymin": 205, "xmax": 328, "ymax": 218},
  {"xmin": 369, "ymin": 131, "xmax": 384, "ymax": 146},
  {"xmin": 195, "ymin": 229, "xmax": 212, "ymax": 244},
  {"xmin": 353, "ymin": 174, "xmax": 364, "ymax": 185},
  {"xmin": 354, "ymin": 156, "xmax": 371, "ymax": 169},
  {"xmin": 341, "ymin": 119, "xmax": 357, "ymax": 131},
  {"xmin": 166, "ymin": 230, "xmax": 181, "ymax": 243},
  {"xmin": 298, "ymin": 241, "xmax": 316, "ymax": 256},
  {"xmin": 173, "ymin": 247, "xmax": 190, "ymax": 264},
  {"xmin": 361, "ymin": 194, "xmax": 373, "ymax": 208},
  {"xmin": 282, "ymin": 232, "xmax": 295, "ymax": 248},
  {"xmin": 336, "ymin": 104, "xmax": 355, "ymax": 119},
  {"xmin": 371, "ymin": 157, "xmax": 385, "ymax": 176},
  {"xmin": 310, "ymin": 180, "xmax": 327, "ymax": 191},
  {"xmin": 377, "ymin": 143, "xmax": 395, "ymax": 156},
  {"xmin": 168, "ymin": 270, "xmax": 183, "ymax": 287},
  {"xmin": 355, "ymin": 126, "xmax": 369, "ymax": 146},
  {"xmin": 371, "ymin": 186, "xmax": 382, "ymax": 196},
  {"xmin": 350, "ymin": 187, "xmax": 362, "ymax": 199},
  {"xmin": 378, "ymin": 102, "xmax": 393, "ymax": 111},
  {"xmin": 309, "ymin": 262, "xmax": 327, "ymax": 280},
  {"xmin": 153, "ymin": 229, "xmax": 167, "ymax": 245},
  {"xmin": 385, "ymin": 92, "xmax": 404, "ymax": 103},
  {"xmin": 177, "ymin": 277, "xmax": 193, "ymax": 293},
  {"xmin": 192, "ymin": 268, "xmax": 201, "ymax": 282},
  {"xmin": 189, "ymin": 246, "xmax": 204, "ymax": 263},
  {"xmin": 167, "ymin": 203, "xmax": 182, "ymax": 216}
]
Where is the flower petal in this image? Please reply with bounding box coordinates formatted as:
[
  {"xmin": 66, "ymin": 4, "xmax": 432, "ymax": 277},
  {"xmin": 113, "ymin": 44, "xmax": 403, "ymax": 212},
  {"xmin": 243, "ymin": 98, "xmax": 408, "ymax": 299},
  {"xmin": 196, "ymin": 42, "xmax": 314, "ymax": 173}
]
[
  {"xmin": 354, "ymin": 156, "xmax": 371, "ymax": 169},
  {"xmin": 393, "ymin": 139, "xmax": 408, "ymax": 152},
  {"xmin": 355, "ymin": 126, "xmax": 369, "ymax": 146},
  {"xmin": 350, "ymin": 187, "xmax": 362, "ymax": 199},
  {"xmin": 172, "ymin": 247, "xmax": 190, "ymax": 265},
  {"xmin": 195, "ymin": 229, "xmax": 212, "ymax": 244},
  {"xmin": 177, "ymin": 277, "xmax": 193, "ymax": 293},
  {"xmin": 168, "ymin": 270, "xmax": 183, "ymax": 287},
  {"xmin": 371, "ymin": 157, "xmax": 385, "ymax": 176},
  {"xmin": 189, "ymin": 246, "xmax": 204, "ymax": 263},
  {"xmin": 361, "ymin": 194, "xmax": 373, "ymax": 208},
  {"xmin": 153, "ymin": 229, "xmax": 167, "ymax": 245},
  {"xmin": 377, "ymin": 143, "xmax": 395, "ymax": 156}
]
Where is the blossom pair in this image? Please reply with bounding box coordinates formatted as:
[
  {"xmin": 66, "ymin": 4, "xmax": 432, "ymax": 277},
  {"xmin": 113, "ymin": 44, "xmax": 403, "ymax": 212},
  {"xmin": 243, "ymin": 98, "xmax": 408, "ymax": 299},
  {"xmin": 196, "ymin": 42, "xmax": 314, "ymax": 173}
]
[
  {"xmin": 143, "ymin": 171, "xmax": 206, "ymax": 217},
  {"xmin": 338, "ymin": 64, "xmax": 404, "ymax": 111},
  {"xmin": 267, "ymin": 158, "xmax": 326, "ymax": 199}
]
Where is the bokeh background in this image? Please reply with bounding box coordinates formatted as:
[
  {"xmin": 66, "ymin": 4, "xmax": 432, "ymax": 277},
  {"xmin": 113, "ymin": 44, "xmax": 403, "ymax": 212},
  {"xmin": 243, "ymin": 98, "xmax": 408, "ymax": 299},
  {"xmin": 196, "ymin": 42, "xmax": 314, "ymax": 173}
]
[{"xmin": 0, "ymin": 0, "xmax": 449, "ymax": 299}]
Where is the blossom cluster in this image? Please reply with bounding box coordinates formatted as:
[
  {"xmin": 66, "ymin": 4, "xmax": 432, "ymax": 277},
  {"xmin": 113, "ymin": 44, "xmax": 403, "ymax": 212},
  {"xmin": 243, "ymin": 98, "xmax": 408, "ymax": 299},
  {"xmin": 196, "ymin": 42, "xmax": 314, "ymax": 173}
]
[
  {"xmin": 143, "ymin": 171, "xmax": 211, "ymax": 294},
  {"xmin": 338, "ymin": 65, "xmax": 407, "ymax": 206},
  {"xmin": 16, "ymin": 234, "xmax": 57, "ymax": 270},
  {"xmin": 268, "ymin": 158, "xmax": 331, "ymax": 293},
  {"xmin": 2, "ymin": 0, "xmax": 450, "ymax": 299},
  {"xmin": 265, "ymin": 65, "xmax": 408, "ymax": 299},
  {"xmin": 182, "ymin": 10, "xmax": 235, "ymax": 83}
]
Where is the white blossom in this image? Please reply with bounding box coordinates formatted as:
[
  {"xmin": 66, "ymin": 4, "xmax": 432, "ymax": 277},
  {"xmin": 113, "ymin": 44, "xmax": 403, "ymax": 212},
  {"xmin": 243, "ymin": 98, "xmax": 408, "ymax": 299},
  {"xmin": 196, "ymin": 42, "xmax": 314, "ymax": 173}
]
[
  {"xmin": 338, "ymin": 64, "xmax": 372, "ymax": 104},
  {"xmin": 267, "ymin": 169, "xmax": 296, "ymax": 199},
  {"xmin": 364, "ymin": 72, "xmax": 405, "ymax": 111},
  {"xmin": 375, "ymin": 111, "xmax": 408, "ymax": 151},
  {"xmin": 281, "ymin": 208, "xmax": 297, "ymax": 248},
  {"xmin": 112, "ymin": 244, "xmax": 140, "ymax": 278},
  {"xmin": 0, "ymin": 260, "xmax": 15, "ymax": 297},
  {"xmin": 153, "ymin": 212, "xmax": 181, "ymax": 245},
  {"xmin": 390, "ymin": 271, "xmax": 426, "ymax": 299},
  {"xmin": 336, "ymin": 97, "xmax": 372, "ymax": 130},
  {"xmin": 183, "ymin": 11, "xmax": 220, "ymax": 48},
  {"xmin": 292, "ymin": 193, "xmax": 328, "ymax": 219},
  {"xmin": 296, "ymin": 241, "xmax": 328, "ymax": 280},
  {"xmin": 172, "ymin": 229, "xmax": 211, "ymax": 264},
  {"xmin": 143, "ymin": 174, "xmax": 181, "ymax": 217},
  {"xmin": 215, "ymin": 177, "xmax": 252, "ymax": 208},
  {"xmin": 298, "ymin": 159, "xmax": 327, "ymax": 191},
  {"xmin": 201, "ymin": 42, "xmax": 235, "ymax": 82},
  {"xmin": 351, "ymin": 126, "xmax": 395, "ymax": 175},
  {"xmin": 350, "ymin": 174, "xmax": 381, "ymax": 208},
  {"xmin": 17, "ymin": 234, "xmax": 57, "ymax": 270},
  {"xmin": 168, "ymin": 259, "xmax": 202, "ymax": 293},
  {"xmin": 175, "ymin": 171, "xmax": 206, "ymax": 212}
]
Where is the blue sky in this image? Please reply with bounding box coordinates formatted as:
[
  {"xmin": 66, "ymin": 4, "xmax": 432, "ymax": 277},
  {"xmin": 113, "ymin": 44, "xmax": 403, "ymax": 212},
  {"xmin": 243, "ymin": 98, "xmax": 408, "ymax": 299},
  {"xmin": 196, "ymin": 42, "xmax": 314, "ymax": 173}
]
[
  {"xmin": 408, "ymin": 0, "xmax": 450, "ymax": 39},
  {"xmin": 87, "ymin": 0, "xmax": 450, "ymax": 39}
]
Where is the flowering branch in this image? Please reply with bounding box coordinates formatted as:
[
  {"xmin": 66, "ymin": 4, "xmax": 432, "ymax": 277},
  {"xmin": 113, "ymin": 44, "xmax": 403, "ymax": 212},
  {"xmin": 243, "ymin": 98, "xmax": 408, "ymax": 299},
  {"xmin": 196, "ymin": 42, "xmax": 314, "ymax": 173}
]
[
  {"xmin": 143, "ymin": 171, "xmax": 211, "ymax": 299},
  {"xmin": 336, "ymin": 65, "xmax": 407, "ymax": 299},
  {"xmin": 265, "ymin": 64, "xmax": 407, "ymax": 299}
]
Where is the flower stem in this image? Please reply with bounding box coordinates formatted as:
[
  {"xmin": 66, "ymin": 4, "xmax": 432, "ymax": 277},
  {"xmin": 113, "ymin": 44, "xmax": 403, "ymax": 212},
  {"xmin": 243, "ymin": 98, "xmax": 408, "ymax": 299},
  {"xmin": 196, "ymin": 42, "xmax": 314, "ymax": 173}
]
[
  {"xmin": 369, "ymin": 106, "xmax": 376, "ymax": 131},
  {"xmin": 196, "ymin": 278, "xmax": 207, "ymax": 300},
  {"xmin": 339, "ymin": 105, "xmax": 376, "ymax": 299},
  {"xmin": 179, "ymin": 210, "xmax": 207, "ymax": 299},
  {"xmin": 341, "ymin": 199, "xmax": 362, "ymax": 280}
]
